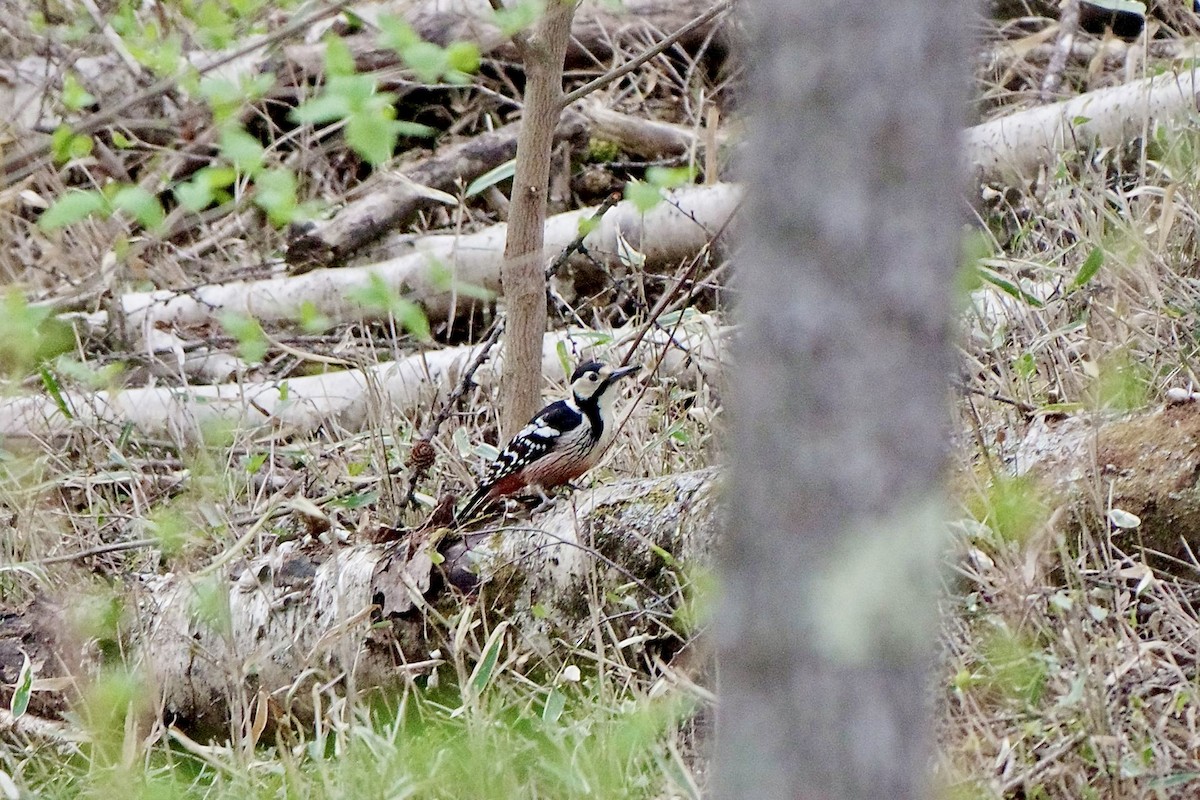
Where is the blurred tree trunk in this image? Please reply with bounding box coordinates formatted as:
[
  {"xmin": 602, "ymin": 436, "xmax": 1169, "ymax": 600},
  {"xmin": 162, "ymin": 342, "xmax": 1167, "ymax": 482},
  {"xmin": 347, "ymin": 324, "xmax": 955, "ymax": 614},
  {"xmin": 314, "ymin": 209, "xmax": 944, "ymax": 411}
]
[
  {"xmin": 714, "ymin": 1, "xmax": 972, "ymax": 799},
  {"xmin": 498, "ymin": 0, "xmax": 576, "ymax": 439}
]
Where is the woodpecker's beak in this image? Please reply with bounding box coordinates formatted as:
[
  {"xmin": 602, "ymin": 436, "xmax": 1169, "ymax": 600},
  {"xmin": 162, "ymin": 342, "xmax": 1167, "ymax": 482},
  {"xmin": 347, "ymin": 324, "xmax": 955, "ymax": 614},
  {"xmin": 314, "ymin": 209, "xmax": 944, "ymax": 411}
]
[{"xmin": 609, "ymin": 364, "xmax": 641, "ymax": 381}]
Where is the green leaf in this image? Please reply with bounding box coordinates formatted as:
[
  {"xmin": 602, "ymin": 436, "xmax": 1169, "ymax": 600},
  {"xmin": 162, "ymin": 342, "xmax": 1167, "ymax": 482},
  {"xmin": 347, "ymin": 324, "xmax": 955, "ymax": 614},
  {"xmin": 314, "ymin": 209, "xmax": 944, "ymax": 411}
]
[
  {"xmin": 245, "ymin": 452, "xmax": 268, "ymax": 475},
  {"xmin": 445, "ymin": 41, "xmax": 481, "ymax": 77},
  {"xmin": 541, "ymin": 688, "xmax": 565, "ymax": 724},
  {"xmin": 465, "ymin": 158, "xmax": 517, "ymax": 197},
  {"xmin": 347, "ymin": 271, "xmax": 399, "ymax": 312},
  {"xmin": 1070, "ymin": 246, "xmax": 1105, "ymax": 290},
  {"xmin": 218, "ymin": 311, "xmax": 268, "ymax": 362},
  {"xmin": 394, "ymin": 297, "xmax": 431, "ymax": 340},
  {"xmin": 194, "ymin": 0, "xmax": 234, "ymax": 48},
  {"xmin": 296, "ymin": 300, "xmax": 331, "ymax": 334},
  {"xmin": 377, "ymin": 14, "xmax": 420, "ymax": 54},
  {"xmin": 576, "ymin": 215, "xmax": 601, "ymax": 238},
  {"xmin": 469, "ymin": 621, "xmax": 509, "ymax": 695},
  {"xmin": 646, "ymin": 165, "xmax": 695, "ymax": 189},
  {"xmin": 10, "ymin": 653, "xmax": 32, "ymax": 719},
  {"xmin": 491, "ymin": 0, "xmax": 540, "ymax": 37},
  {"xmin": 328, "ymin": 490, "xmax": 378, "ymax": 509},
  {"xmin": 253, "ymin": 168, "xmax": 299, "ymax": 227},
  {"xmin": 979, "ymin": 269, "xmax": 1045, "ymax": 309},
  {"xmin": 200, "ymin": 73, "xmax": 276, "ymax": 123},
  {"xmin": 111, "ymin": 186, "xmax": 166, "ymax": 230},
  {"xmin": 174, "ymin": 180, "xmax": 213, "ymax": 212},
  {"xmin": 68, "ymin": 133, "xmax": 94, "ymax": 159},
  {"xmin": 39, "ymin": 365, "xmax": 73, "ymax": 419},
  {"xmin": 146, "ymin": 509, "xmax": 191, "ymax": 556},
  {"xmin": 38, "ymin": 190, "xmax": 108, "ymax": 230},
  {"xmin": 344, "ymin": 273, "xmax": 430, "ymax": 337},
  {"xmin": 402, "ymin": 40, "xmax": 450, "ymax": 84},
  {"xmin": 219, "ymin": 126, "xmax": 265, "ymax": 173},
  {"xmin": 346, "ymin": 111, "xmax": 400, "ymax": 165},
  {"xmin": 556, "ymin": 341, "xmax": 571, "ymax": 378},
  {"xmin": 426, "ymin": 262, "xmax": 494, "ymax": 300},
  {"xmin": 291, "ymin": 92, "xmax": 353, "ymax": 124},
  {"xmin": 0, "ymin": 292, "xmax": 74, "ymax": 377},
  {"xmin": 324, "ymin": 34, "xmax": 356, "ymax": 77},
  {"xmin": 625, "ymin": 180, "xmax": 663, "ymax": 213},
  {"xmin": 1015, "ymin": 352, "xmax": 1036, "ymax": 380},
  {"xmin": 393, "ymin": 120, "xmax": 436, "ymax": 138},
  {"xmin": 174, "ymin": 166, "xmax": 237, "ymax": 212},
  {"xmin": 54, "ymin": 355, "xmax": 124, "ymax": 389},
  {"xmin": 61, "ymin": 71, "xmax": 95, "ymax": 110},
  {"xmin": 50, "ymin": 124, "xmax": 94, "ymax": 164}
]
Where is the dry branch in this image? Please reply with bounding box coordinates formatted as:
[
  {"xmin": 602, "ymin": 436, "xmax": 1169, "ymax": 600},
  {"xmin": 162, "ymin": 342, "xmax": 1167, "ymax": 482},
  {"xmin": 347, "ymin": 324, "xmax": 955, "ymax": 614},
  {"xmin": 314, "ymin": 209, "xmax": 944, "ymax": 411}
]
[
  {"xmin": 285, "ymin": 112, "xmax": 588, "ymax": 269},
  {"xmin": 282, "ymin": 0, "xmax": 726, "ymax": 79},
  {"xmin": 1, "ymin": 469, "xmax": 717, "ymax": 735},
  {"xmin": 582, "ymin": 102, "xmax": 731, "ymax": 160}
]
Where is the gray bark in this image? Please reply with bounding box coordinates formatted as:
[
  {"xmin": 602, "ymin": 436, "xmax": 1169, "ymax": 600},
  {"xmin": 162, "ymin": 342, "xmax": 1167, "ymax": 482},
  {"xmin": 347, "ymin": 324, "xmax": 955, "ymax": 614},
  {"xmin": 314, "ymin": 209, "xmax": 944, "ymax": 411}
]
[{"xmin": 714, "ymin": 1, "xmax": 972, "ymax": 799}]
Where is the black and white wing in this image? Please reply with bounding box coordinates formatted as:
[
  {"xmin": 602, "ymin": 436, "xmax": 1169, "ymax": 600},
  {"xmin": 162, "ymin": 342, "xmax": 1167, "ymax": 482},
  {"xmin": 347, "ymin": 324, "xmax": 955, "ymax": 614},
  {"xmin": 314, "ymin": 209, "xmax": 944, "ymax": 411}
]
[{"xmin": 459, "ymin": 401, "xmax": 583, "ymax": 518}]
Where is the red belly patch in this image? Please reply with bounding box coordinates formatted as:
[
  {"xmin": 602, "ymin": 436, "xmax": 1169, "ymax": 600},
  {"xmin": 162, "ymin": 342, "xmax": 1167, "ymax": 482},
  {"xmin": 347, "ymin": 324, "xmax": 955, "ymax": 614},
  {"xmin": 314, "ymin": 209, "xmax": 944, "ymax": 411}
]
[{"xmin": 486, "ymin": 452, "xmax": 594, "ymax": 501}]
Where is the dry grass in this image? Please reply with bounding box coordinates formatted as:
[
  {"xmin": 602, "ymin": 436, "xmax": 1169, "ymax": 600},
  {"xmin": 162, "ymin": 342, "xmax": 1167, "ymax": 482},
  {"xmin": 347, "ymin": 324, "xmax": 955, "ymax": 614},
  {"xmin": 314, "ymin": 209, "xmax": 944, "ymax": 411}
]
[{"xmin": 940, "ymin": 6, "xmax": 1200, "ymax": 797}]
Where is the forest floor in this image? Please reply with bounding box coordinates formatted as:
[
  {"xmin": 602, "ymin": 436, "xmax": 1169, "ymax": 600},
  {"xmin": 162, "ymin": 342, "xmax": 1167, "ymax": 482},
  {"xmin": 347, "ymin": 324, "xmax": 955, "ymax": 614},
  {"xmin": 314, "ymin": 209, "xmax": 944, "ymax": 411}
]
[{"xmin": 3, "ymin": 1, "xmax": 1200, "ymax": 797}]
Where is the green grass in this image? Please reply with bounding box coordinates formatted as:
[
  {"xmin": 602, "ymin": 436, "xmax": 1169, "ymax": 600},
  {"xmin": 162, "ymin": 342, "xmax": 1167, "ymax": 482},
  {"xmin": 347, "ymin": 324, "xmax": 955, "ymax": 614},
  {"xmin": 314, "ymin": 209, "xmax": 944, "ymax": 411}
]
[{"xmin": 3, "ymin": 671, "xmax": 701, "ymax": 800}]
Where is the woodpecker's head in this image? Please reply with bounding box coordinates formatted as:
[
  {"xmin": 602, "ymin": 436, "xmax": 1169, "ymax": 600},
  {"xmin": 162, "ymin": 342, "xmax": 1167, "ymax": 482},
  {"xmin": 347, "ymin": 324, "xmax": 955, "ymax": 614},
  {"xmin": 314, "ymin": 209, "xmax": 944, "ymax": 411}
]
[{"xmin": 570, "ymin": 361, "xmax": 640, "ymax": 405}]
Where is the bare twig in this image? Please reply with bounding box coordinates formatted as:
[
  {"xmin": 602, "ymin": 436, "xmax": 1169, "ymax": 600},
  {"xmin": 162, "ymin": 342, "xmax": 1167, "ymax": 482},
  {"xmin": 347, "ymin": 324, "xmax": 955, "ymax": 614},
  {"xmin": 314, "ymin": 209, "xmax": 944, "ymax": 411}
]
[
  {"xmin": 546, "ymin": 190, "xmax": 624, "ymax": 278},
  {"xmin": 1040, "ymin": 0, "xmax": 1082, "ymax": 102},
  {"xmin": 618, "ymin": 191, "xmax": 742, "ymax": 365},
  {"xmin": 0, "ymin": 0, "xmax": 356, "ymax": 186},
  {"xmin": 3, "ymin": 538, "xmax": 159, "ymax": 569},
  {"xmin": 558, "ymin": 0, "xmax": 732, "ymax": 109},
  {"xmin": 401, "ymin": 319, "xmax": 506, "ymax": 508}
]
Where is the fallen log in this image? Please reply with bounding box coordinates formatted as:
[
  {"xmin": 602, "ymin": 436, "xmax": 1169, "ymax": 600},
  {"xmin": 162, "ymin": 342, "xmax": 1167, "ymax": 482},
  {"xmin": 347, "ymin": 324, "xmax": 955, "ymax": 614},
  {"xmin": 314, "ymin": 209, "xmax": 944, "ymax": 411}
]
[
  {"xmin": 0, "ymin": 468, "xmax": 718, "ymax": 737},
  {"xmin": 0, "ymin": 315, "xmax": 724, "ymax": 441},
  {"xmin": 76, "ymin": 183, "xmax": 739, "ymax": 336},
  {"xmin": 966, "ymin": 68, "xmax": 1200, "ymax": 181},
  {"xmin": 582, "ymin": 102, "xmax": 732, "ymax": 160},
  {"xmin": 1010, "ymin": 399, "xmax": 1200, "ymax": 570}
]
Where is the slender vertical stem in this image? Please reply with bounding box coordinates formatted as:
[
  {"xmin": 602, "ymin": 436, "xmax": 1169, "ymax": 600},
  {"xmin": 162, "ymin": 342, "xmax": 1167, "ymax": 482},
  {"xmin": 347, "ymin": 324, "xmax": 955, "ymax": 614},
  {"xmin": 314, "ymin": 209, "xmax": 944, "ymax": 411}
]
[{"xmin": 498, "ymin": 0, "xmax": 577, "ymax": 439}]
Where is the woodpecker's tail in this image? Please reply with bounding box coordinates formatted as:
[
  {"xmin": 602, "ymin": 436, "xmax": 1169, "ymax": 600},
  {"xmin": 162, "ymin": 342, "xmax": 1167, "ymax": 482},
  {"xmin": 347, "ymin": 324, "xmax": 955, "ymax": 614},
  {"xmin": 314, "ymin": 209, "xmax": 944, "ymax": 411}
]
[{"xmin": 457, "ymin": 484, "xmax": 492, "ymax": 524}]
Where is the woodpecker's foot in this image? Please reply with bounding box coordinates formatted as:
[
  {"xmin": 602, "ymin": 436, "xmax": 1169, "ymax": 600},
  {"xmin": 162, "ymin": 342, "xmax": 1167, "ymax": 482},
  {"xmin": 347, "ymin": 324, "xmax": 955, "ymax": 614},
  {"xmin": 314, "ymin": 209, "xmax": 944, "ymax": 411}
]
[
  {"xmin": 508, "ymin": 485, "xmax": 561, "ymax": 515},
  {"xmin": 530, "ymin": 484, "xmax": 559, "ymax": 514}
]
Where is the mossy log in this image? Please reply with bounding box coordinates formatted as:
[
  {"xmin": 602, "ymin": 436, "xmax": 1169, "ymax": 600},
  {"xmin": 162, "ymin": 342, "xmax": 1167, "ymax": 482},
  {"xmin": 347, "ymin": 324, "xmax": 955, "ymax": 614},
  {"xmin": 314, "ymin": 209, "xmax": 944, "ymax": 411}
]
[
  {"xmin": 0, "ymin": 469, "xmax": 717, "ymax": 738},
  {"xmin": 1013, "ymin": 402, "xmax": 1200, "ymax": 567}
]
